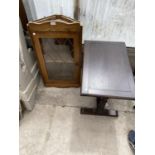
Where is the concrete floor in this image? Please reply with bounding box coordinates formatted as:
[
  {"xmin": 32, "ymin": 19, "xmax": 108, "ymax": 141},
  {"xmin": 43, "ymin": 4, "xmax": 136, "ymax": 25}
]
[{"xmin": 20, "ymin": 81, "xmax": 135, "ymax": 155}]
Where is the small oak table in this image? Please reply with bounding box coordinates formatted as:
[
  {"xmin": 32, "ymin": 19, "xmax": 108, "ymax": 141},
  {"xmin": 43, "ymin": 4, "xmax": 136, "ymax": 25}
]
[{"xmin": 81, "ymin": 41, "xmax": 135, "ymax": 117}]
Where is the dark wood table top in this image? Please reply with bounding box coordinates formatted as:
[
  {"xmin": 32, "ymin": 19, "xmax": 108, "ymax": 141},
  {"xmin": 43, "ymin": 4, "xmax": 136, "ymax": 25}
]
[{"xmin": 81, "ymin": 40, "xmax": 135, "ymax": 100}]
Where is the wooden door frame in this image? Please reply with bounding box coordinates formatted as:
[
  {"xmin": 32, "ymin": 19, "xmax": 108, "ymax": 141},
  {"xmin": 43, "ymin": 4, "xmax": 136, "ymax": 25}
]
[{"xmin": 28, "ymin": 26, "xmax": 82, "ymax": 87}]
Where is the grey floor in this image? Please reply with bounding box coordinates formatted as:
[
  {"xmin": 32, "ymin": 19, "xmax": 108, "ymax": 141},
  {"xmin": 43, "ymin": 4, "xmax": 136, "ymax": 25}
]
[{"xmin": 20, "ymin": 81, "xmax": 135, "ymax": 155}]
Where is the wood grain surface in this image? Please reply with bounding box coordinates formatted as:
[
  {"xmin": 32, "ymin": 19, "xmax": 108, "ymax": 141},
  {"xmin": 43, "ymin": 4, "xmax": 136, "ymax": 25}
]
[{"xmin": 81, "ymin": 40, "xmax": 135, "ymax": 99}]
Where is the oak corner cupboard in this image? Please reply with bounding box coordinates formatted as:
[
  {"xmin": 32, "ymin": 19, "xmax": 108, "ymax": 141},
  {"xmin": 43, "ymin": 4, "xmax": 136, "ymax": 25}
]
[{"xmin": 27, "ymin": 15, "xmax": 82, "ymax": 87}]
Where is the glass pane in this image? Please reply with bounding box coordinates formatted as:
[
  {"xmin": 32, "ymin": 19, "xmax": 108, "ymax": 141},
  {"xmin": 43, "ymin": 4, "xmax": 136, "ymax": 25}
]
[
  {"xmin": 40, "ymin": 38, "xmax": 76, "ymax": 80},
  {"xmin": 46, "ymin": 63, "xmax": 76, "ymax": 80}
]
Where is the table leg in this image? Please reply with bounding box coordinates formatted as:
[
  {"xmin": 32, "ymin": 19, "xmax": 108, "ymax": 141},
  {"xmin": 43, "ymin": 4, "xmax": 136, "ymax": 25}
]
[{"xmin": 80, "ymin": 97, "xmax": 118, "ymax": 117}]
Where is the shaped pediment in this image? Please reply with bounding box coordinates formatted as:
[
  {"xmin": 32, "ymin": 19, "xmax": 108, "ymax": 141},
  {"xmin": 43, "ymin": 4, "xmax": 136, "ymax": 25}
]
[{"xmin": 27, "ymin": 15, "xmax": 81, "ymax": 32}]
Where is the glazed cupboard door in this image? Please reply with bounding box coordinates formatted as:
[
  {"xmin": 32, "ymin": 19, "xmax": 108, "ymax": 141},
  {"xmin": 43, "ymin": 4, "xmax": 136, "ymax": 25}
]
[{"xmin": 28, "ymin": 15, "xmax": 82, "ymax": 87}]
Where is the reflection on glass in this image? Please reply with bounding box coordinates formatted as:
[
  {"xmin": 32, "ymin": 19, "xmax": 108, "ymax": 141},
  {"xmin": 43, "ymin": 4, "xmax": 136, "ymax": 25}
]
[{"xmin": 40, "ymin": 38, "xmax": 75, "ymax": 80}]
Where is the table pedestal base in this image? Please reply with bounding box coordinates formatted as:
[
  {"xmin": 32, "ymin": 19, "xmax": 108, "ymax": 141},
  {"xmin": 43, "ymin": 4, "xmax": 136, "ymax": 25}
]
[{"xmin": 80, "ymin": 97, "xmax": 118, "ymax": 117}]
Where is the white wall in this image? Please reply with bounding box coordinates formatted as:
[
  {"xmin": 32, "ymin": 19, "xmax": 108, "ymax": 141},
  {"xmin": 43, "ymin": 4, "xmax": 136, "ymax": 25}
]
[
  {"xmin": 24, "ymin": 0, "xmax": 75, "ymax": 20},
  {"xmin": 19, "ymin": 19, "xmax": 40, "ymax": 110},
  {"xmin": 24, "ymin": 0, "xmax": 134, "ymax": 47},
  {"xmin": 79, "ymin": 0, "xmax": 135, "ymax": 47},
  {"xmin": 22, "ymin": 0, "xmax": 37, "ymax": 21}
]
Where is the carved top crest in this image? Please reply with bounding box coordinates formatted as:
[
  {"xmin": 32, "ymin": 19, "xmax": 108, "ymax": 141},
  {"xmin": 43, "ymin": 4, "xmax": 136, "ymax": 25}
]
[{"xmin": 27, "ymin": 15, "xmax": 81, "ymax": 32}]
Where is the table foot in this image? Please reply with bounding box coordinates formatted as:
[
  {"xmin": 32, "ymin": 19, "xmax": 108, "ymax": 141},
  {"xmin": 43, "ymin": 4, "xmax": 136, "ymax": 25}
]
[
  {"xmin": 80, "ymin": 97, "xmax": 118, "ymax": 117},
  {"xmin": 80, "ymin": 108, "xmax": 118, "ymax": 117}
]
